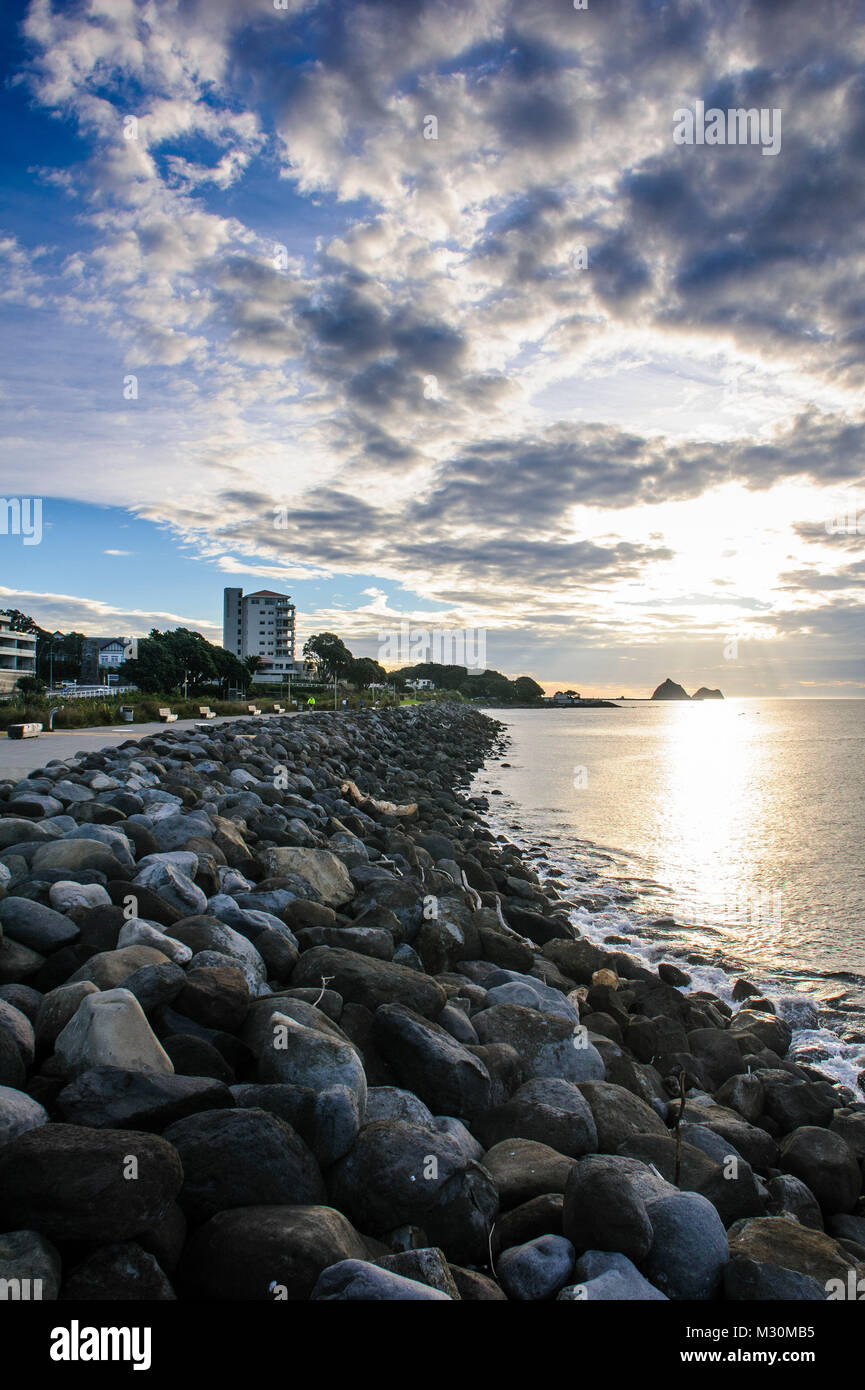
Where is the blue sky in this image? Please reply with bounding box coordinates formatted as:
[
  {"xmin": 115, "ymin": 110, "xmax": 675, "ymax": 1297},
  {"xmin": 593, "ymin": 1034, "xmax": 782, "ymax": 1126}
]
[{"xmin": 1, "ymin": 0, "xmax": 864, "ymax": 695}]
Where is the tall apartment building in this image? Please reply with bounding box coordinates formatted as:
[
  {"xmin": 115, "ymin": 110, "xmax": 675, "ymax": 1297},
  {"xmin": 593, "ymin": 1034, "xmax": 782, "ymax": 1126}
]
[
  {"xmin": 223, "ymin": 588, "xmax": 303, "ymax": 684},
  {"xmin": 0, "ymin": 613, "xmax": 37, "ymax": 693}
]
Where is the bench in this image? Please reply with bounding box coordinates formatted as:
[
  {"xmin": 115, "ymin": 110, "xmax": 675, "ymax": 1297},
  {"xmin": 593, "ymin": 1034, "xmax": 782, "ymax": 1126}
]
[
  {"xmin": 7, "ymin": 722, "xmax": 43, "ymax": 740},
  {"xmin": 157, "ymin": 707, "xmax": 178, "ymax": 723},
  {"xmin": 272, "ymin": 703, "xmax": 285, "ymax": 714},
  {"xmin": 247, "ymin": 704, "xmax": 261, "ymax": 716},
  {"xmin": 198, "ymin": 706, "xmax": 217, "ymax": 719}
]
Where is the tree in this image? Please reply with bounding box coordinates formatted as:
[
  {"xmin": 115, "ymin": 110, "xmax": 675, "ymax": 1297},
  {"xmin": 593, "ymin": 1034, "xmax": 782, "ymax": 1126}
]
[
  {"xmin": 16, "ymin": 675, "xmax": 45, "ymax": 695},
  {"xmin": 244, "ymin": 655, "xmax": 262, "ymax": 679},
  {"xmin": 119, "ymin": 631, "xmax": 180, "ymax": 694},
  {"xmin": 347, "ymin": 656, "xmax": 387, "ymax": 689},
  {"xmin": 303, "ymin": 632, "xmax": 353, "ymax": 681},
  {"xmin": 1, "ymin": 609, "xmax": 40, "ymax": 633},
  {"xmin": 513, "ymin": 676, "xmax": 545, "ymax": 702}
]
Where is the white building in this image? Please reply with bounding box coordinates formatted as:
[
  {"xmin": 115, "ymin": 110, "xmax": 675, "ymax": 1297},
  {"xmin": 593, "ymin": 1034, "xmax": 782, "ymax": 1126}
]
[
  {"xmin": 0, "ymin": 614, "xmax": 37, "ymax": 693},
  {"xmin": 222, "ymin": 587, "xmax": 309, "ymax": 685}
]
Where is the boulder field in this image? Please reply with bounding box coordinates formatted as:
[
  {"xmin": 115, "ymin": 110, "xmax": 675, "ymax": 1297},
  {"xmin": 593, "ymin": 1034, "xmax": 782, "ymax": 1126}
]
[{"xmin": 0, "ymin": 704, "xmax": 862, "ymax": 1301}]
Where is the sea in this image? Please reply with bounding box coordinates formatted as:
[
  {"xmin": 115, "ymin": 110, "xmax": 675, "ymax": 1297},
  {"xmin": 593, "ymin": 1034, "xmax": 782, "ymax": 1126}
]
[{"xmin": 473, "ymin": 699, "xmax": 865, "ymax": 1096}]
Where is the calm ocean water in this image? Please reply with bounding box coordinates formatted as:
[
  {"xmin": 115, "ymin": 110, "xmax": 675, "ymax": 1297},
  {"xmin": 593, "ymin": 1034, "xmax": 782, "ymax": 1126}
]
[{"xmin": 473, "ymin": 699, "xmax": 865, "ymax": 1093}]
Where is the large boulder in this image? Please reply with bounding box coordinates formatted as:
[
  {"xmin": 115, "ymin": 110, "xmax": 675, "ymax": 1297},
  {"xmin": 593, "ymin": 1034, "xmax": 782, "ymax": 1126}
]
[
  {"xmin": 481, "ymin": 1138, "xmax": 575, "ymax": 1209},
  {"xmin": 56, "ymin": 1066, "xmax": 233, "ymax": 1130},
  {"xmin": 330, "ymin": 1120, "xmax": 498, "ymax": 1264},
  {"xmin": 729, "ymin": 1008, "xmax": 792, "ymax": 1057},
  {"xmin": 560, "ymin": 1250, "xmax": 668, "ymax": 1301},
  {"xmin": 231, "ymin": 1082, "xmax": 361, "ymax": 1168},
  {"xmin": 496, "ymin": 1234, "xmax": 575, "ymax": 1301},
  {"xmin": 0, "ymin": 898, "xmax": 79, "ymax": 954},
  {"xmin": 0, "ymin": 1085, "xmax": 48, "ymax": 1145},
  {"xmin": 779, "ymin": 1127, "xmax": 861, "ymax": 1214},
  {"xmin": 471, "ymin": 1077, "xmax": 598, "ymax": 1158},
  {"xmin": 67, "ymin": 945, "xmax": 171, "ymax": 991},
  {"xmin": 292, "ymin": 947, "xmax": 446, "ymax": 1019},
  {"xmin": 179, "ymin": 1205, "xmax": 370, "ymax": 1300},
  {"xmin": 164, "ymin": 1107, "xmax": 325, "ymax": 1224},
  {"xmin": 643, "ymin": 1191, "xmax": 729, "ymax": 1300},
  {"xmin": 372, "ymin": 1004, "xmax": 491, "ymax": 1119},
  {"xmin": 261, "ymin": 849, "xmax": 355, "ymax": 907},
  {"xmin": 563, "ymin": 1155, "xmax": 657, "ymax": 1262},
  {"xmin": 55, "ymin": 988, "xmax": 174, "ymax": 1078},
  {"xmin": 0, "ymin": 1123, "xmax": 182, "ymax": 1241},
  {"xmin": 472, "ymin": 1003, "xmax": 605, "ymax": 1083},
  {"xmin": 311, "ymin": 1259, "xmax": 452, "ymax": 1300},
  {"xmin": 727, "ymin": 1215, "xmax": 859, "ymax": 1286},
  {"xmin": 576, "ymin": 1081, "xmax": 667, "ymax": 1152},
  {"xmin": 257, "ymin": 1014, "xmax": 367, "ymax": 1118}
]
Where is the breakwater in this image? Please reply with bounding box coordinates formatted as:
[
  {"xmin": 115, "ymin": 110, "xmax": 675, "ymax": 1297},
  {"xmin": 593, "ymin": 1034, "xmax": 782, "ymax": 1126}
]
[{"xmin": 0, "ymin": 704, "xmax": 862, "ymax": 1300}]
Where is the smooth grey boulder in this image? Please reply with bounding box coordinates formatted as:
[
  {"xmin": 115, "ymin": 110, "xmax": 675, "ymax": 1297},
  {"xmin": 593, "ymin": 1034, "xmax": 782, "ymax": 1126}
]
[
  {"xmin": 48, "ymin": 881, "xmax": 112, "ymax": 912},
  {"xmin": 559, "ymin": 1250, "xmax": 668, "ymax": 1301},
  {"xmin": 365, "ymin": 1086, "xmax": 436, "ymax": 1129},
  {"xmin": 67, "ymin": 944, "xmax": 171, "ymax": 990},
  {"xmin": 0, "ymin": 1085, "xmax": 49, "ymax": 1145},
  {"xmin": 0, "ymin": 997, "xmax": 35, "ymax": 1068},
  {"xmin": 576, "ymin": 1081, "xmax": 667, "ymax": 1151},
  {"xmin": 471, "ymin": 1076, "xmax": 598, "ymax": 1158},
  {"xmin": 292, "ymin": 946, "xmax": 446, "ymax": 1019},
  {"xmin": 779, "ymin": 1126, "xmax": 861, "ymax": 1214},
  {"xmin": 0, "ymin": 897, "xmax": 79, "ymax": 954},
  {"xmin": 230, "ymin": 1081, "xmax": 360, "ymax": 1167},
  {"xmin": 496, "ymin": 1234, "xmax": 575, "ymax": 1301},
  {"xmin": 372, "ymin": 1003, "xmax": 492, "ymax": 1119},
  {"xmin": 330, "ymin": 1119, "xmax": 498, "ymax": 1265},
  {"xmin": 472, "ymin": 1002, "xmax": 605, "ymax": 1083},
  {"xmin": 643, "ymin": 1191, "xmax": 729, "ymax": 1299},
  {"xmin": 563, "ymin": 1155, "xmax": 656, "ymax": 1263},
  {"xmin": 312, "ymin": 1258, "xmax": 451, "ymax": 1300},
  {"xmin": 133, "ymin": 862, "xmax": 208, "ymax": 917},
  {"xmin": 55, "ymin": 988, "xmax": 174, "ymax": 1077},
  {"xmin": 258, "ymin": 1013, "xmax": 367, "ymax": 1117}
]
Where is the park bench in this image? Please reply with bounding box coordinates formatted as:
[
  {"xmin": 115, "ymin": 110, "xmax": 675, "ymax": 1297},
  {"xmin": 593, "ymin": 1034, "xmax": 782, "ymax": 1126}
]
[
  {"xmin": 157, "ymin": 707, "xmax": 178, "ymax": 723},
  {"xmin": 247, "ymin": 703, "xmax": 262, "ymax": 716},
  {"xmin": 272, "ymin": 703, "xmax": 285, "ymax": 714},
  {"xmin": 198, "ymin": 706, "xmax": 217, "ymax": 719},
  {"xmin": 7, "ymin": 722, "xmax": 43, "ymax": 739}
]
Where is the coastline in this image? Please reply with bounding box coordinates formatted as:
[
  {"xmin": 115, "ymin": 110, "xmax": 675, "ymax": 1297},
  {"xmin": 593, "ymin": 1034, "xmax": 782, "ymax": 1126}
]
[{"xmin": 0, "ymin": 703, "xmax": 863, "ymax": 1301}]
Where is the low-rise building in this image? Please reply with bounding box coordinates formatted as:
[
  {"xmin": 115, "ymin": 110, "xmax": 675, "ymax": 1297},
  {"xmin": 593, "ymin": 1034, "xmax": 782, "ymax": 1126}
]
[{"xmin": 0, "ymin": 614, "xmax": 37, "ymax": 693}]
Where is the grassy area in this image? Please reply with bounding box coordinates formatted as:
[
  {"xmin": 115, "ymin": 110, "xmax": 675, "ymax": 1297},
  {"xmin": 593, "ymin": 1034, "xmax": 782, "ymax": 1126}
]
[
  {"xmin": 0, "ymin": 687, "xmax": 417, "ymax": 733},
  {"xmin": 0, "ymin": 694, "xmax": 286, "ymax": 734}
]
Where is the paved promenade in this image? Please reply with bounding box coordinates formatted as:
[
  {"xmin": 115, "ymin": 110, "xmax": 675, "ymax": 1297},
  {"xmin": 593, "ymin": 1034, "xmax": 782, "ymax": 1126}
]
[{"xmin": 0, "ymin": 712, "xmax": 298, "ymax": 781}]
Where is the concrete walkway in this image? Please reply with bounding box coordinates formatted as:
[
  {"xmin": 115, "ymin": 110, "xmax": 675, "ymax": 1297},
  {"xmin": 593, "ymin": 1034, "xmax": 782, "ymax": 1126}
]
[{"xmin": 0, "ymin": 712, "xmax": 299, "ymax": 782}]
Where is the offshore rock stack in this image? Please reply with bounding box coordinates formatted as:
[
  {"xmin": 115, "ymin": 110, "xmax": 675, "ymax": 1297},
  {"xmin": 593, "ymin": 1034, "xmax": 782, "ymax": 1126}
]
[{"xmin": 0, "ymin": 703, "xmax": 863, "ymax": 1301}]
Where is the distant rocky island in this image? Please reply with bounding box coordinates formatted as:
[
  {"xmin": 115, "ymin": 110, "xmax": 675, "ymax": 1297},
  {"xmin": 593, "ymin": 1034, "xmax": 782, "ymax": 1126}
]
[{"xmin": 651, "ymin": 677, "xmax": 724, "ymax": 701}]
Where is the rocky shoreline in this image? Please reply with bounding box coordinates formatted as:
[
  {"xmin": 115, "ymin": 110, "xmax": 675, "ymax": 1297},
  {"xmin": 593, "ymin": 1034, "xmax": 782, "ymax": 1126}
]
[{"xmin": 0, "ymin": 704, "xmax": 863, "ymax": 1301}]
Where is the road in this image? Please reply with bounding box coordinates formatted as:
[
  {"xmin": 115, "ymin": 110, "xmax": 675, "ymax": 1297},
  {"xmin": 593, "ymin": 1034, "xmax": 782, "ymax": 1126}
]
[{"xmin": 0, "ymin": 712, "xmax": 299, "ymax": 782}]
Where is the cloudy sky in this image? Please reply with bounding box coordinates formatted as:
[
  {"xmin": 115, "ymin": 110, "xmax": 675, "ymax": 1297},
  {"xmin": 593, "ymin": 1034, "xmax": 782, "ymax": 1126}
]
[{"xmin": 1, "ymin": 0, "xmax": 863, "ymax": 695}]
